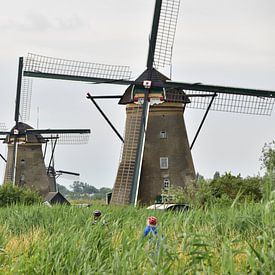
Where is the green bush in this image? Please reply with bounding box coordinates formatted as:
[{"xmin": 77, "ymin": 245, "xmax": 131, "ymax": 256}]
[
  {"xmin": 162, "ymin": 173, "xmax": 263, "ymax": 207},
  {"xmin": 0, "ymin": 183, "xmax": 42, "ymax": 207},
  {"xmin": 210, "ymin": 173, "xmax": 263, "ymax": 202}
]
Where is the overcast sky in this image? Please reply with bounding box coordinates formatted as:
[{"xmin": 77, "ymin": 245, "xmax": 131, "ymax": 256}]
[{"xmin": 0, "ymin": 0, "xmax": 274, "ymax": 189}]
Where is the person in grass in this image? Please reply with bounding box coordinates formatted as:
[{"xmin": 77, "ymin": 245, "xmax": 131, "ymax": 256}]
[
  {"xmin": 143, "ymin": 216, "xmax": 161, "ymax": 256},
  {"xmin": 92, "ymin": 210, "xmax": 107, "ymax": 225},
  {"xmin": 92, "ymin": 210, "xmax": 102, "ymax": 225},
  {"xmin": 144, "ymin": 216, "xmax": 158, "ymax": 238}
]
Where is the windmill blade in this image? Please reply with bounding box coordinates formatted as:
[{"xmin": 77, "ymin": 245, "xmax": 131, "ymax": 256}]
[
  {"xmin": 111, "ymin": 100, "xmax": 150, "ymax": 206},
  {"xmin": 130, "ymin": 102, "xmax": 150, "ymax": 205},
  {"xmin": 147, "ymin": 0, "xmax": 181, "ymax": 69},
  {"xmin": 14, "ymin": 57, "xmax": 24, "ymax": 125},
  {"xmin": 23, "ymin": 53, "xmax": 133, "ymax": 85},
  {"xmin": 25, "ymin": 129, "xmax": 91, "ymax": 145},
  {"xmin": 165, "ymin": 81, "xmax": 275, "ymax": 115},
  {"xmin": 166, "ymin": 81, "xmax": 275, "ymax": 98},
  {"xmin": 55, "ymin": 170, "xmax": 80, "ymax": 180},
  {"xmin": 55, "ymin": 170, "xmax": 80, "ymax": 177},
  {"xmin": 26, "ymin": 129, "xmax": 91, "ymax": 134},
  {"xmin": 0, "ymin": 124, "xmax": 7, "ymax": 161},
  {"xmin": 10, "ymin": 57, "xmax": 24, "ymax": 185},
  {"xmin": 0, "ymin": 131, "xmax": 10, "ymax": 141},
  {"xmin": 0, "ymin": 153, "xmax": 7, "ymax": 163},
  {"xmin": 0, "ymin": 123, "xmax": 7, "ymax": 132},
  {"xmin": 186, "ymin": 92, "xmax": 275, "ymax": 116},
  {"xmin": 19, "ymin": 77, "xmax": 33, "ymax": 122}
]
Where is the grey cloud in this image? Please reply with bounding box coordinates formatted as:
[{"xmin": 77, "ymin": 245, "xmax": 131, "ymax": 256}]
[{"xmin": 0, "ymin": 13, "xmax": 86, "ymax": 32}]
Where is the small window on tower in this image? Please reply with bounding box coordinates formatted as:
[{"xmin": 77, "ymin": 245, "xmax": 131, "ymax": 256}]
[
  {"xmin": 20, "ymin": 174, "xmax": 25, "ymax": 183},
  {"xmin": 163, "ymin": 178, "xmax": 170, "ymax": 189},
  {"xmin": 160, "ymin": 157, "xmax": 169, "ymax": 169},
  {"xmin": 160, "ymin": 130, "xmax": 167, "ymax": 139}
]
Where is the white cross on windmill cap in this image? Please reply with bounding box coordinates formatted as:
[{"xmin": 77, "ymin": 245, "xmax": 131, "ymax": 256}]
[{"xmin": 143, "ymin": 80, "xmax": 152, "ymax": 89}]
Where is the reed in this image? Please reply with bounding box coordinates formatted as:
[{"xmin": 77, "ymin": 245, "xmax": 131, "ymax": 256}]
[{"xmin": 0, "ymin": 199, "xmax": 274, "ymax": 274}]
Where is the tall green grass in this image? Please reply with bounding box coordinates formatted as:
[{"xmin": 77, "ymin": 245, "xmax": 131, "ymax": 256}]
[{"xmin": 0, "ymin": 199, "xmax": 274, "ymax": 274}]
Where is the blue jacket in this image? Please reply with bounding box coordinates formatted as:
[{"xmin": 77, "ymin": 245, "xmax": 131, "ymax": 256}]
[{"xmin": 144, "ymin": 225, "xmax": 158, "ymax": 238}]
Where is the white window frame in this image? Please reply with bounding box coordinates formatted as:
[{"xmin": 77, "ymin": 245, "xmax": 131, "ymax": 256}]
[
  {"xmin": 160, "ymin": 157, "xmax": 169, "ymax": 169},
  {"xmin": 163, "ymin": 178, "xmax": 170, "ymax": 188},
  {"xmin": 160, "ymin": 130, "xmax": 167, "ymax": 139}
]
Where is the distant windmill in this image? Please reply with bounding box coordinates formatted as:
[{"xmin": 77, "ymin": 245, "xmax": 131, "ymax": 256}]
[
  {"xmin": 21, "ymin": 0, "xmax": 275, "ymax": 205},
  {"xmin": 46, "ymin": 138, "xmax": 81, "ymax": 192},
  {"xmin": 0, "ymin": 123, "xmax": 7, "ymax": 163},
  {"xmin": 0, "ymin": 57, "xmax": 91, "ymax": 197}
]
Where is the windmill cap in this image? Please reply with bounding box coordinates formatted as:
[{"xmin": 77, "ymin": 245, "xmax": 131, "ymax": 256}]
[{"xmin": 4, "ymin": 122, "xmax": 46, "ymax": 144}]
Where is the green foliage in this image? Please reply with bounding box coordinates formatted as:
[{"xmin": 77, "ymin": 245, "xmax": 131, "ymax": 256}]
[
  {"xmin": 70, "ymin": 181, "xmax": 99, "ymax": 194},
  {"xmin": 63, "ymin": 181, "xmax": 112, "ymax": 201},
  {"xmin": 163, "ymin": 141, "xmax": 275, "ymax": 208},
  {"xmin": 0, "ymin": 200, "xmax": 274, "ymax": 273},
  {"xmin": 210, "ymin": 173, "xmax": 263, "ymax": 202},
  {"xmin": 0, "ymin": 183, "xmax": 41, "ymax": 207},
  {"xmin": 260, "ymin": 140, "xmax": 275, "ymax": 173},
  {"xmin": 260, "ymin": 141, "xmax": 275, "ymax": 201},
  {"xmin": 162, "ymin": 173, "xmax": 263, "ymax": 208},
  {"xmin": 56, "ymin": 184, "xmax": 70, "ymax": 196}
]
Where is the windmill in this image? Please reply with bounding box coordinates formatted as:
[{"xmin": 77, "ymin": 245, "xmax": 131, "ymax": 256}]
[
  {"xmin": 45, "ymin": 137, "xmax": 81, "ymax": 193},
  {"xmin": 21, "ymin": 0, "xmax": 275, "ymax": 205},
  {"xmin": 0, "ymin": 123, "xmax": 8, "ymax": 164},
  {"xmin": 0, "ymin": 57, "xmax": 91, "ymax": 197}
]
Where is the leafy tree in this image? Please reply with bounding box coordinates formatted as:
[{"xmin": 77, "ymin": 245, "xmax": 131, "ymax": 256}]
[
  {"xmin": 260, "ymin": 141, "xmax": 275, "ymax": 200},
  {"xmin": 84, "ymin": 183, "xmax": 99, "ymax": 194},
  {"xmin": 57, "ymin": 184, "xmax": 72, "ymax": 196},
  {"xmin": 260, "ymin": 140, "xmax": 275, "ymax": 173},
  {"xmin": 67, "ymin": 181, "xmax": 112, "ymax": 200},
  {"xmin": 95, "ymin": 187, "xmax": 112, "ymax": 200},
  {"xmin": 70, "ymin": 181, "xmax": 83, "ymax": 194},
  {"xmin": 99, "ymin": 187, "xmax": 112, "ymax": 194},
  {"xmin": 162, "ymin": 172, "xmax": 263, "ymax": 207},
  {"xmin": 70, "ymin": 181, "xmax": 99, "ymax": 194},
  {"xmin": 196, "ymin": 172, "xmax": 204, "ymax": 181},
  {"xmin": 210, "ymin": 173, "xmax": 262, "ymax": 202},
  {"xmin": 213, "ymin": 171, "xmax": 220, "ymax": 179}
]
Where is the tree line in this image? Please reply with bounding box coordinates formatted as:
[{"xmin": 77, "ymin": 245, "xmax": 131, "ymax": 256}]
[{"xmin": 57, "ymin": 181, "xmax": 112, "ymax": 200}]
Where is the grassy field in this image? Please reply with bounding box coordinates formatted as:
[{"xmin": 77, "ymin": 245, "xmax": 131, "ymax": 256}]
[{"xmin": 0, "ymin": 199, "xmax": 274, "ymax": 274}]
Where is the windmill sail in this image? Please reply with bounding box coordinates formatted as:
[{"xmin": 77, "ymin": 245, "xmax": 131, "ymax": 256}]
[
  {"xmin": 24, "ymin": 53, "xmax": 132, "ymax": 85},
  {"xmin": 186, "ymin": 91, "xmax": 275, "ymax": 115},
  {"xmin": 111, "ymin": 105, "xmax": 143, "ymax": 204},
  {"xmin": 0, "ymin": 124, "xmax": 7, "ymax": 163},
  {"xmin": 153, "ymin": 0, "xmax": 180, "ymax": 69},
  {"xmin": 164, "ymin": 81, "xmax": 275, "ymax": 115},
  {"xmin": 130, "ymin": 103, "xmax": 150, "ymax": 205},
  {"xmin": 19, "ymin": 77, "xmax": 33, "ymax": 122},
  {"xmin": 0, "ymin": 123, "xmax": 8, "ymax": 133},
  {"xmin": 25, "ymin": 129, "xmax": 91, "ymax": 145}
]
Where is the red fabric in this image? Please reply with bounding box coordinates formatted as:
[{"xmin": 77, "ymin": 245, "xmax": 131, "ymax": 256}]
[{"xmin": 149, "ymin": 216, "xmax": 157, "ymax": 225}]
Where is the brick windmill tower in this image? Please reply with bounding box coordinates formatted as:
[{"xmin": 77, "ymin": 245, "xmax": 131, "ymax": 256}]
[{"xmin": 21, "ymin": 0, "xmax": 275, "ymax": 205}]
